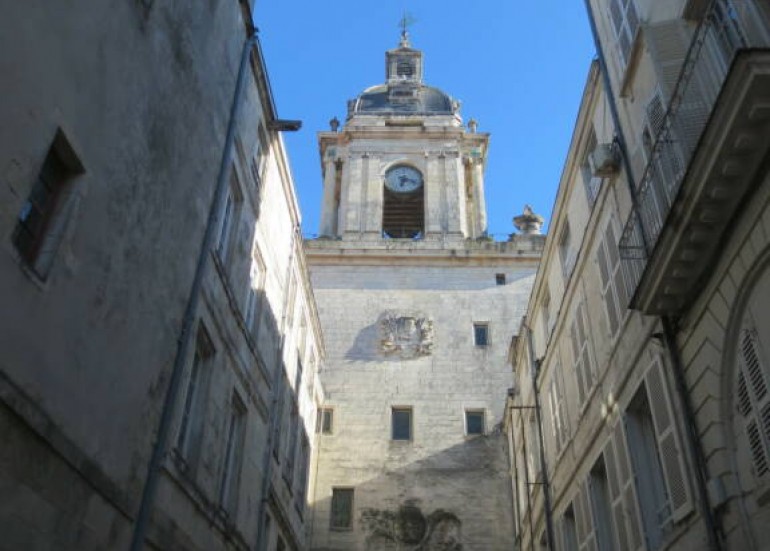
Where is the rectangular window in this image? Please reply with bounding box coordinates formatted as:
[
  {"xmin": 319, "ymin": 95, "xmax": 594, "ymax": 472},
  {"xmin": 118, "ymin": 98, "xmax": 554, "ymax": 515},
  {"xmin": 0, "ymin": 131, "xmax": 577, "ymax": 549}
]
[
  {"xmin": 13, "ymin": 130, "xmax": 84, "ymax": 279},
  {"xmin": 318, "ymin": 407, "xmax": 334, "ymax": 434},
  {"xmin": 177, "ymin": 326, "xmax": 214, "ymax": 465},
  {"xmin": 561, "ymin": 503, "xmax": 579, "ymax": 551},
  {"xmin": 251, "ymin": 125, "xmax": 268, "ymax": 190},
  {"xmin": 495, "ymin": 273, "xmax": 506, "ymax": 285},
  {"xmin": 596, "ymin": 218, "xmax": 627, "ymax": 338},
  {"xmin": 581, "ymin": 128, "xmax": 602, "ymax": 206},
  {"xmin": 548, "ymin": 365, "xmax": 569, "ymax": 453},
  {"xmin": 219, "ymin": 394, "xmax": 246, "ymax": 515},
  {"xmin": 330, "ymin": 488, "xmax": 354, "ymax": 530},
  {"xmin": 559, "ymin": 221, "xmax": 575, "ymax": 278},
  {"xmin": 570, "ymin": 301, "xmax": 595, "ymax": 407},
  {"xmin": 465, "ymin": 410, "xmax": 485, "ymax": 435},
  {"xmin": 609, "ymin": 0, "xmax": 640, "ymax": 69},
  {"xmin": 541, "ymin": 287, "xmax": 553, "ymax": 340},
  {"xmin": 216, "ymin": 173, "xmax": 242, "ymax": 263},
  {"xmin": 391, "ymin": 407, "xmax": 412, "ymax": 441},
  {"xmin": 473, "ymin": 323, "xmax": 489, "ymax": 347},
  {"xmin": 588, "ymin": 456, "xmax": 616, "ymax": 551},
  {"xmin": 283, "ymin": 402, "xmax": 298, "ymax": 481},
  {"xmin": 296, "ymin": 434, "xmax": 310, "ymax": 514}
]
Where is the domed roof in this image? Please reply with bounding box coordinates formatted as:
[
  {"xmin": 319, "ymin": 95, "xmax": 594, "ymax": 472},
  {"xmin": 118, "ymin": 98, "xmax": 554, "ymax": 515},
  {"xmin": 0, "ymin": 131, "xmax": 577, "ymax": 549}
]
[{"xmin": 352, "ymin": 84, "xmax": 457, "ymax": 116}]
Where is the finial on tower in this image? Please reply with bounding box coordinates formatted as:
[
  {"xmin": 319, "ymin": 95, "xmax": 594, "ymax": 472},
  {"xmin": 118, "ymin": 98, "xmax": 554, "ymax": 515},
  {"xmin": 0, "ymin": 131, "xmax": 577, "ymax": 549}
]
[{"xmin": 399, "ymin": 12, "xmax": 416, "ymax": 47}]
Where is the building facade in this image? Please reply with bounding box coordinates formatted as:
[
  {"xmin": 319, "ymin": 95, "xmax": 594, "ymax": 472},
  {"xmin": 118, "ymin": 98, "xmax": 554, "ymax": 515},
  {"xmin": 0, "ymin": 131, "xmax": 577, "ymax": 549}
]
[
  {"xmin": 0, "ymin": 2, "xmax": 323, "ymax": 550},
  {"xmin": 506, "ymin": 1, "xmax": 770, "ymax": 550},
  {"xmin": 304, "ymin": 34, "xmax": 544, "ymax": 550}
]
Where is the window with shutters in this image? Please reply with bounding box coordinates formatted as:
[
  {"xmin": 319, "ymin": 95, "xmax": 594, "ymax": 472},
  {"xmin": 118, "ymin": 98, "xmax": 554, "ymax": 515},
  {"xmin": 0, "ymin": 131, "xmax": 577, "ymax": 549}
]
[
  {"xmin": 528, "ymin": 413, "xmax": 541, "ymax": 484},
  {"xmin": 330, "ymin": 487, "xmax": 354, "ymax": 530},
  {"xmin": 559, "ymin": 221, "xmax": 576, "ymax": 279},
  {"xmin": 588, "ymin": 456, "xmax": 616, "ymax": 551},
  {"xmin": 627, "ymin": 384, "xmax": 670, "ymax": 548},
  {"xmin": 13, "ymin": 129, "xmax": 85, "ymax": 280},
  {"xmin": 735, "ymin": 327, "xmax": 770, "ymax": 481},
  {"xmin": 596, "ymin": 218, "xmax": 628, "ymax": 338},
  {"xmin": 561, "ymin": 503, "xmax": 579, "ymax": 551},
  {"xmin": 219, "ymin": 393, "xmax": 246, "ymax": 516},
  {"xmin": 608, "ymin": 0, "xmax": 640, "ymax": 70},
  {"xmin": 243, "ymin": 247, "xmax": 266, "ymax": 339},
  {"xmin": 548, "ymin": 364, "xmax": 570, "ymax": 455},
  {"xmin": 603, "ymin": 420, "xmax": 645, "ymax": 550},
  {"xmin": 251, "ymin": 125, "xmax": 268, "ymax": 190},
  {"xmin": 570, "ymin": 300, "xmax": 596, "ymax": 408},
  {"xmin": 581, "ymin": 128, "xmax": 602, "ymax": 206},
  {"xmin": 645, "ymin": 357, "xmax": 693, "ymax": 522},
  {"xmin": 217, "ymin": 172, "xmax": 243, "ymax": 265},
  {"xmin": 177, "ymin": 325, "xmax": 214, "ymax": 469},
  {"xmin": 295, "ymin": 433, "xmax": 310, "ymax": 516}
]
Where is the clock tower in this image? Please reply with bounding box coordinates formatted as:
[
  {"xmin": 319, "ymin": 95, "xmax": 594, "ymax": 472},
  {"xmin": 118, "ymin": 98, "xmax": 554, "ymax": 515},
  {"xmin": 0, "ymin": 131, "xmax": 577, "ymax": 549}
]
[
  {"xmin": 306, "ymin": 33, "xmax": 543, "ymax": 551},
  {"xmin": 317, "ymin": 31, "xmax": 489, "ymax": 242}
]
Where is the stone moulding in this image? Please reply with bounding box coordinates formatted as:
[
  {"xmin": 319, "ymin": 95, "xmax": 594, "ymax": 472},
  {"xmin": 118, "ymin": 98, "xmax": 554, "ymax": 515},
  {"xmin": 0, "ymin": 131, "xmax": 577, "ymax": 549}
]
[{"xmin": 379, "ymin": 311, "xmax": 434, "ymax": 358}]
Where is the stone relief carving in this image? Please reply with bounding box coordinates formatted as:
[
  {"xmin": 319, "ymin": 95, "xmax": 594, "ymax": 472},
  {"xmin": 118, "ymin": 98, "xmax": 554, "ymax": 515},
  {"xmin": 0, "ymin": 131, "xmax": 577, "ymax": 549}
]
[
  {"xmin": 361, "ymin": 503, "xmax": 462, "ymax": 551},
  {"xmin": 379, "ymin": 312, "xmax": 434, "ymax": 358}
]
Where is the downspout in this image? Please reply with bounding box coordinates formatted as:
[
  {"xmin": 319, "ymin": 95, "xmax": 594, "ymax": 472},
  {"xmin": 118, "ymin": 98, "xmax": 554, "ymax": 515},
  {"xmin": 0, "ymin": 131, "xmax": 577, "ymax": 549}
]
[
  {"xmin": 582, "ymin": 0, "xmax": 650, "ymax": 256},
  {"xmin": 129, "ymin": 29, "xmax": 259, "ymax": 551},
  {"xmin": 255, "ymin": 224, "xmax": 300, "ymax": 551},
  {"xmin": 661, "ymin": 316, "xmax": 723, "ymax": 551},
  {"xmin": 526, "ymin": 324, "xmax": 556, "ymax": 550}
]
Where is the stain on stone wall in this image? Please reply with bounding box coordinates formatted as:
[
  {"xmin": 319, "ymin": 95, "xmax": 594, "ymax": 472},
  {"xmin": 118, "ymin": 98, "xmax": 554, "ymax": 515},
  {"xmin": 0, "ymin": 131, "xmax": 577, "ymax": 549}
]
[{"xmin": 361, "ymin": 501, "xmax": 462, "ymax": 550}]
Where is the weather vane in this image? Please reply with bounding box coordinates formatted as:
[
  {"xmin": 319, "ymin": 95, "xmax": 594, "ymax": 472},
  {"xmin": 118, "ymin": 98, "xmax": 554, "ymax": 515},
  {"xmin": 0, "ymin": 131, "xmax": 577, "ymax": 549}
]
[{"xmin": 399, "ymin": 11, "xmax": 416, "ymax": 46}]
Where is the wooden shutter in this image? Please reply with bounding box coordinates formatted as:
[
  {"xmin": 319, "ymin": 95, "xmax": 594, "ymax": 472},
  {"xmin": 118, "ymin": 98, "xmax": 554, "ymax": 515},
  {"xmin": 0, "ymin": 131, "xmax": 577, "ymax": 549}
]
[
  {"xmin": 645, "ymin": 21, "xmax": 690, "ymax": 99},
  {"xmin": 611, "ymin": 421, "xmax": 644, "ymax": 550},
  {"xmin": 571, "ymin": 323, "xmax": 587, "ymax": 405},
  {"xmin": 737, "ymin": 328, "xmax": 770, "ymax": 478},
  {"xmin": 645, "ymin": 357, "xmax": 693, "ymax": 522},
  {"xmin": 597, "ymin": 236, "xmax": 618, "ymax": 336}
]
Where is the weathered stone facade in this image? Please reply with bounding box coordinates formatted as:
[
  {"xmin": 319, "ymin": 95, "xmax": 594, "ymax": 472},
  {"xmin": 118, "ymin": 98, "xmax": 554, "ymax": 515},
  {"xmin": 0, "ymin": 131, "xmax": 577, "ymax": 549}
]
[
  {"xmin": 506, "ymin": 2, "xmax": 770, "ymax": 550},
  {"xmin": 305, "ymin": 36, "xmax": 544, "ymax": 550},
  {"xmin": 0, "ymin": 2, "xmax": 323, "ymax": 550}
]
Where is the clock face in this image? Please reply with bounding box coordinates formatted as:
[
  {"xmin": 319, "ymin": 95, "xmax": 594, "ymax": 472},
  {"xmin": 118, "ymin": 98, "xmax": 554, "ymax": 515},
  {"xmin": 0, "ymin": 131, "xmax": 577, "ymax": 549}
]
[{"xmin": 385, "ymin": 165, "xmax": 423, "ymax": 193}]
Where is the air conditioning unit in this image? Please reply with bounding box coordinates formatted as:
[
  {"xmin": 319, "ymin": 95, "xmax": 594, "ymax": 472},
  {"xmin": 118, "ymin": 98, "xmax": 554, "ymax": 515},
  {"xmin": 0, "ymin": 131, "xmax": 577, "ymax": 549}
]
[{"xmin": 589, "ymin": 143, "xmax": 620, "ymax": 177}]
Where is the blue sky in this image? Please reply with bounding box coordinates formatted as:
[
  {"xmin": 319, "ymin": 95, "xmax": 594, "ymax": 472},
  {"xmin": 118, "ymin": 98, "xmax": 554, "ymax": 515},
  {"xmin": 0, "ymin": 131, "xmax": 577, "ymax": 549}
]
[{"xmin": 255, "ymin": 2, "xmax": 595, "ymax": 238}]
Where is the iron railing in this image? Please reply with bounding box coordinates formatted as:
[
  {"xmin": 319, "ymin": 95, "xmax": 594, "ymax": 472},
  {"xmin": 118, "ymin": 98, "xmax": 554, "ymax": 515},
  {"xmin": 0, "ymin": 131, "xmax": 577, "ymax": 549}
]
[{"xmin": 619, "ymin": 0, "xmax": 770, "ymax": 295}]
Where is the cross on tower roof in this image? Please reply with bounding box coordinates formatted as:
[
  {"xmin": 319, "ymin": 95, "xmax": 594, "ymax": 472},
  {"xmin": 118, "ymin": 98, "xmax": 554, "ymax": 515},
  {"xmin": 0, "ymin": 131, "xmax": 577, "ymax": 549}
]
[{"xmin": 398, "ymin": 12, "xmax": 416, "ymax": 47}]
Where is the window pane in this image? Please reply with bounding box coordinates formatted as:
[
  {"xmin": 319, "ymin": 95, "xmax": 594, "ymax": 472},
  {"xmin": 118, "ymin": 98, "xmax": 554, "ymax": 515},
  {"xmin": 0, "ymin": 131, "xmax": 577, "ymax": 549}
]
[
  {"xmin": 474, "ymin": 324, "xmax": 489, "ymax": 346},
  {"xmin": 322, "ymin": 409, "xmax": 333, "ymax": 434},
  {"xmin": 466, "ymin": 411, "xmax": 484, "ymax": 435},
  {"xmin": 392, "ymin": 408, "xmax": 412, "ymax": 440},
  {"xmin": 331, "ymin": 488, "xmax": 354, "ymax": 529}
]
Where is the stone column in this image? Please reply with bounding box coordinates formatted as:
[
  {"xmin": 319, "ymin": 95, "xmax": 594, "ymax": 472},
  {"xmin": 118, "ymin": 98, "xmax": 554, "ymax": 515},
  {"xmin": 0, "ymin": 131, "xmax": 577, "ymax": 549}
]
[
  {"xmin": 364, "ymin": 154, "xmax": 382, "ymax": 236},
  {"xmin": 343, "ymin": 154, "xmax": 363, "ymax": 237},
  {"xmin": 424, "ymin": 153, "xmax": 442, "ymax": 236},
  {"xmin": 445, "ymin": 152, "xmax": 463, "ymax": 236},
  {"xmin": 319, "ymin": 158, "xmax": 338, "ymax": 237},
  {"xmin": 472, "ymin": 158, "xmax": 488, "ymax": 237}
]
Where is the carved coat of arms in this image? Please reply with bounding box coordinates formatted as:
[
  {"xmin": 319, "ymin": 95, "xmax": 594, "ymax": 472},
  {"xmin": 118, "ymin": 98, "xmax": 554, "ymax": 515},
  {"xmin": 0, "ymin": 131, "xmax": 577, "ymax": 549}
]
[{"xmin": 379, "ymin": 312, "xmax": 434, "ymax": 358}]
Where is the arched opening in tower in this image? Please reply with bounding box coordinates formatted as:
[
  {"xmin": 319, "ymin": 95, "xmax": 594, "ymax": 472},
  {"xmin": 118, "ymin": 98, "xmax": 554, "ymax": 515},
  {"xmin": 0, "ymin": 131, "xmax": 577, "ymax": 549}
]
[{"xmin": 382, "ymin": 187, "xmax": 424, "ymax": 238}]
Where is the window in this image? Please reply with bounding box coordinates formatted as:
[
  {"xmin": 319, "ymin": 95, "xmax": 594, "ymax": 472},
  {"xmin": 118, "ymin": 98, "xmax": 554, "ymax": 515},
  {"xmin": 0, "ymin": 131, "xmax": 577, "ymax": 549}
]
[
  {"xmin": 609, "ymin": 0, "xmax": 640, "ymax": 69},
  {"xmin": 318, "ymin": 408, "xmax": 334, "ymax": 434},
  {"xmin": 465, "ymin": 410, "xmax": 485, "ymax": 435},
  {"xmin": 559, "ymin": 221, "xmax": 575, "ymax": 278},
  {"xmin": 177, "ymin": 326, "xmax": 214, "ymax": 465},
  {"xmin": 627, "ymin": 385, "xmax": 669, "ymax": 548},
  {"xmin": 283, "ymin": 402, "xmax": 298, "ymax": 481},
  {"xmin": 296, "ymin": 434, "xmax": 310, "ymax": 513},
  {"xmin": 588, "ymin": 456, "xmax": 616, "ymax": 551},
  {"xmin": 219, "ymin": 394, "xmax": 246, "ymax": 515},
  {"xmin": 736, "ymin": 327, "xmax": 770, "ymax": 480},
  {"xmin": 330, "ymin": 488, "xmax": 354, "ymax": 530},
  {"xmin": 541, "ymin": 287, "xmax": 553, "ymax": 340},
  {"xmin": 13, "ymin": 129, "xmax": 84, "ymax": 279},
  {"xmin": 244, "ymin": 249, "xmax": 265, "ymax": 338},
  {"xmin": 547, "ymin": 365, "xmax": 569, "ymax": 454},
  {"xmin": 570, "ymin": 300, "xmax": 595, "ymax": 407},
  {"xmin": 473, "ymin": 323, "xmax": 489, "ymax": 347},
  {"xmin": 581, "ymin": 128, "xmax": 602, "ymax": 206},
  {"xmin": 216, "ymin": 174, "xmax": 242, "ymax": 263},
  {"xmin": 251, "ymin": 125, "xmax": 268, "ymax": 190},
  {"xmin": 596, "ymin": 218, "xmax": 627, "ymax": 338},
  {"xmin": 495, "ymin": 273, "xmax": 506, "ymax": 285},
  {"xmin": 561, "ymin": 504, "xmax": 579, "ymax": 551},
  {"xmin": 391, "ymin": 407, "xmax": 412, "ymax": 441}
]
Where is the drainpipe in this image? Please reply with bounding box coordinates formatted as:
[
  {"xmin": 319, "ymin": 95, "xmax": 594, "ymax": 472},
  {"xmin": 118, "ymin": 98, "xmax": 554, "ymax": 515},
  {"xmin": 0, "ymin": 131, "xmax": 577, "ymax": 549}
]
[
  {"xmin": 255, "ymin": 224, "xmax": 300, "ymax": 551},
  {"xmin": 661, "ymin": 316, "xmax": 723, "ymax": 551},
  {"xmin": 582, "ymin": 0, "xmax": 650, "ymax": 256},
  {"xmin": 129, "ymin": 30, "xmax": 260, "ymax": 551},
  {"xmin": 526, "ymin": 324, "xmax": 556, "ymax": 550}
]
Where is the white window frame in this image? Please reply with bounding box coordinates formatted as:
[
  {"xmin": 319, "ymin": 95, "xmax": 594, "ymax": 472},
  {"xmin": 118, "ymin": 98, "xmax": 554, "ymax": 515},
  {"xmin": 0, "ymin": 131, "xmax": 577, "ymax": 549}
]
[
  {"xmin": 608, "ymin": 0, "xmax": 640, "ymax": 70},
  {"xmin": 596, "ymin": 216, "xmax": 627, "ymax": 338}
]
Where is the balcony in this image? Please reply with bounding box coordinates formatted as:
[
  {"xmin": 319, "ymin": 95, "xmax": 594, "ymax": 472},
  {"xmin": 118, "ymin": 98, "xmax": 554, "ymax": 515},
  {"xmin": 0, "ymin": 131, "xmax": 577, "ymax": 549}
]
[{"xmin": 620, "ymin": 0, "xmax": 770, "ymax": 314}]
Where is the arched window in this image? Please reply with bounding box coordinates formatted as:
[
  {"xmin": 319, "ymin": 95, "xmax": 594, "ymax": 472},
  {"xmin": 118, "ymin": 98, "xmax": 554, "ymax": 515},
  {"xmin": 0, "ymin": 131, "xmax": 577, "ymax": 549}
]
[{"xmin": 382, "ymin": 165, "xmax": 424, "ymax": 239}]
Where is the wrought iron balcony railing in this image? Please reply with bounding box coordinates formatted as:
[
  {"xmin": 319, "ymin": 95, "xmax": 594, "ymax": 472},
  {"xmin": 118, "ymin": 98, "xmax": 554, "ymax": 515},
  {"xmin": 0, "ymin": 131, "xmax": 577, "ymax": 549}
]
[{"xmin": 619, "ymin": 0, "xmax": 770, "ymax": 302}]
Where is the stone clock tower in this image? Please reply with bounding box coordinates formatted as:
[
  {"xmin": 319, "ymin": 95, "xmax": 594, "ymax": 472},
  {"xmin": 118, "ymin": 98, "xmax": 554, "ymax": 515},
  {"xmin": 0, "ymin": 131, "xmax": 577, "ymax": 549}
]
[{"xmin": 306, "ymin": 33, "xmax": 544, "ymax": 551}]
